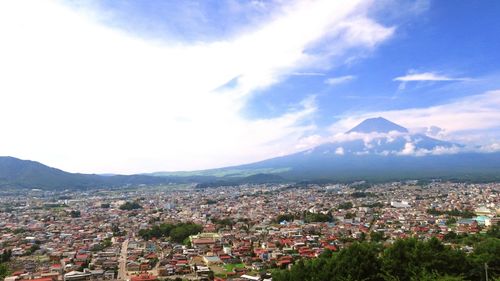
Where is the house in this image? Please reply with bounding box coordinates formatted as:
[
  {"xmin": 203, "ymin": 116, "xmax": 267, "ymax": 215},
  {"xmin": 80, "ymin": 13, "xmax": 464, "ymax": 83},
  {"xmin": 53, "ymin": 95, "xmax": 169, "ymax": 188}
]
[
  {"xmin": 202, "ymin": 255, "xmax": 222, "ymax": 265},
  {"xmin": 241, "ymin": 275, "xmax": 260, "ymax": 281},
  {"xmin": 130, "ymin": 274, "xmax": 157, "ymax": 281},
  {"xmin": 126, "ymin": 261, "xmax": 140, "ymax": 271},
  {"xmin": 63, "ymin": 271, "xmax": 91, "ymax": 281}
]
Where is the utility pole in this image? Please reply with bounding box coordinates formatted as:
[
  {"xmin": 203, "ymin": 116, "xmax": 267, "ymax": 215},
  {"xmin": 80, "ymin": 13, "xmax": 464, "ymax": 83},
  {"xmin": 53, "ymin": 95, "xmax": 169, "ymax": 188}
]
[{"xmin": 485, "ymin": 262, "xmax": 489, "ymax": 281}]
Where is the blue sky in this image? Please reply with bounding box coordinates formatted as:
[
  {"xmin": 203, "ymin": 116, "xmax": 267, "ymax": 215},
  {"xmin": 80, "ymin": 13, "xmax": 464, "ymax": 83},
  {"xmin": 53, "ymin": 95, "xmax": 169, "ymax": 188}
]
[{"xmin": 0, "ymin": 0, "xmax": 499, "ymax": 173}]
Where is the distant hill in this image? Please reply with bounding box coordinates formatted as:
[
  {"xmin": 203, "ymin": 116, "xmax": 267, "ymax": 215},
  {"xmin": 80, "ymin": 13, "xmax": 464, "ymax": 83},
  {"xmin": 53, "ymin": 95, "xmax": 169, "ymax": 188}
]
[
  {"xmin": 194, "ymin": 173, "xmax": 286, "ymax": 188},
  {"xmin": 0, "ymin": 156, "xmax": 200, "ymax": 189}
]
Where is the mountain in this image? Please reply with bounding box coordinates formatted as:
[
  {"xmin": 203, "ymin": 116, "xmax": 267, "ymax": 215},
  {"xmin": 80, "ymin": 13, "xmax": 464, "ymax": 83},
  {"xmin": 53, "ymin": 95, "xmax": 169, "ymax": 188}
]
[
  {"xmin": 0, "ymin": 156, "xmax": 206, "ymax": 190},
  {"xmin": 181, "ymin": 118, "xmax": 500, "ymax": 182},
  {"xmin": 347, "ymin": 117, "xmax": 408, "ymax": 133},
  {"xmin": 2, "ymin": 117, "xmax": 500, "ymax": 189}
]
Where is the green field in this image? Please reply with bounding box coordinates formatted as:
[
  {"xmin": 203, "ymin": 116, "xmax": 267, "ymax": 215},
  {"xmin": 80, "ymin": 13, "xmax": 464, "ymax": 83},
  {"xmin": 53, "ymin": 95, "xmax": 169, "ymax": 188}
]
[{"xmin": 223, "ymin": 263, "xmax": 246, "ymax": 272}]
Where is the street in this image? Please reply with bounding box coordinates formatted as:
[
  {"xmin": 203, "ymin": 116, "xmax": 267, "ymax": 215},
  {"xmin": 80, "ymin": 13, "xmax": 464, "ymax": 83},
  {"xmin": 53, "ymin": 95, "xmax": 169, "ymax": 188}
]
[{"xmin": 117, "ymin": 239, "xmax": 129, "ymax": 281}]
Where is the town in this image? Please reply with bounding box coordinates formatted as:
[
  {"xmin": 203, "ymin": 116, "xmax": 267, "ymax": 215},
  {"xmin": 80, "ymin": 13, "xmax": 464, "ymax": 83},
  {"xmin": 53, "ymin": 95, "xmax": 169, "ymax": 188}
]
[{"xmin": 1, "ymin": 181, "xmax": 499, "ymax": 281}]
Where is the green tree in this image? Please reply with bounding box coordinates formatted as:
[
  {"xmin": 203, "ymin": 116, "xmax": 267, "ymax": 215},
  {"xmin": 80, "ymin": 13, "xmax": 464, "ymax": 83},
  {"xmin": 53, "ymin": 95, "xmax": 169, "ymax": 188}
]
[
  {"xmin": 468, "ymin": 238, "xmax": 500, "ymax": 280},
  {"xmin": 339, "ymin": 202, "xmax": 353, "ymax": 210},
  {"xmin": 381, "ymin": 238, "xmax": 469, "ymax": 281},
  {"xmin": 70, "ymin": 210, "xmax": 81, "ymax": 218},
  {"xmin": 446, "ymin": 217, "xmax": 457, "ymax": 226},
  {"xmin": 487, "ymin": 224, "xmax": 500, "ymax": 239},
  {"xmin": 371, "ymin": 231, "xmax": 386, "ymax": 242},
  {"xmin": 119, "ymin": 201, "xmax": 142, "ymax": 210},
  {"xmin": 0, "ymin": 263, "xmax": 10, "ymax": 280},
  {"xmin": 334, "ymin": 242, "xmax": 383, "ymax": 281}
]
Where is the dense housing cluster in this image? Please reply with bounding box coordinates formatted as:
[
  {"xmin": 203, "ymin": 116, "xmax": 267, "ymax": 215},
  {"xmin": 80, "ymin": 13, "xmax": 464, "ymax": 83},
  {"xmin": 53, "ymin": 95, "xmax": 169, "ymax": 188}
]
[{"xmin": 0, "ymin": 182, "xmax": 499, "ymax": 281}]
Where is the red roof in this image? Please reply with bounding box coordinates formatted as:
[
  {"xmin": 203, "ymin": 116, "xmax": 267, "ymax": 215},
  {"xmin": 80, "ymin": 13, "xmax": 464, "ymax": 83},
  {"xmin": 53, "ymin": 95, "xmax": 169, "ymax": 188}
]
[
  {"xmin": 277, "ymin": 259, "xmax": 292, "ymax": 266},
  {"xmin": 324, "ymin": 245, "xmax": 337, "ymax": 251},
  {"xmin": 192, "ymin": 238, "xmax": 215, "ymax": 244},
  {"xmin": 131, "ymin": 274, "xmax": 157, "ymax": 281},
  {"xmin": 75, "ymin": 254, "xmax": 89, "ymax": 260}
]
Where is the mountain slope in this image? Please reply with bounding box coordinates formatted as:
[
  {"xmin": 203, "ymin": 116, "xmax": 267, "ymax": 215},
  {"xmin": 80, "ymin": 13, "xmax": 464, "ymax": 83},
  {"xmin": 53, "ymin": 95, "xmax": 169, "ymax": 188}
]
[
  {"xmin": 199, "ymin": 118, "xmax": 500, "ymax": 181},
  {"xmin": 0, "ymin": 156, "xmax": 192, "ymax": 189}
]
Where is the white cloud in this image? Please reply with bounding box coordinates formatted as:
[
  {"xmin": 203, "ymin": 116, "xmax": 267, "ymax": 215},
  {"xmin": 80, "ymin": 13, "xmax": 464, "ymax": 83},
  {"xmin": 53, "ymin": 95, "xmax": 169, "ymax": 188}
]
[
  {"xmin": 335, "ymin": 147, "xmax": 345, "ymax": 155},
  {"xmin": 291, "ymin": 72, "xmax": 326, "ymax": 76},
  {"xmin": 0, "ymin": 0, "xmax": 394, "ymax": 173},
  {"xmin": 398, "ymin": 142, "xmax": 416, "ymax": 155},
  {"xmin": 325, "ymin": 75, "xmax": 356, "ymax": 86},
  {"xmin": 480, "ymin": 142, "xmax": 500, "ymax": 153},
  {"xmin": 394, "ymin": 71, "xmax": 471, "ymax": 90},
  {"xmin": 295, "ymin": 134, "xmax": 323, "ymax": 149},
  {"xmin": 394, "ymin": 72, "xmax": 469, "ymax": 82},
  {"xmin": 395, "ymin": 145, "xmax": 463, "ymax": 157},
  {"xmin": 329, "ymin": 131, "xmax": 408, "ymax": 144}
]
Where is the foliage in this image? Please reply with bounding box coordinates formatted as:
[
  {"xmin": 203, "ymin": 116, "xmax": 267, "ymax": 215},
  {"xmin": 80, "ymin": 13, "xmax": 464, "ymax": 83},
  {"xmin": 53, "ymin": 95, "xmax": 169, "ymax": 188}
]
[
  {"xmin": 351, "ymin": 182, "xmax": 372, "ymax": 190},
  {"xmin": 487, "ymin": 224, "xmax": 500, "ymax": 239},
  {"xmin": 206, "ymin": 199, "xmax": 218, "ymax": 205},
  {"xmin": 426, "ymin": 208, "xmax": 475, "ymax": 218},
  {"xmin": 112, "ymin": 224, "xmax": 126, "ymax": 236},
  {"xmin": 446, "ymin": 217, "xmax": 457, "ymax": 226},
  {"xmin": 91, "ymin": 238, "xmax": 112, "ymax": 252},
  {"xmin": 0, "ymin": 250, "xmax": 11, "ymax": 263},
  {"xmin": 212, "ymin": 218, "xmax": 235, "ymax": 229},
  {"xmin": 381, "ymin": 238, "xmax": 470, "ymax": 281},
  {"xmin": 273, "ymin": 237, "xmax": 500, "ymax": 281},
  {"xmin": 338, "ymin": 202, "xmax": 353, "ymax": 210},
  {"xmin": 352, "ymin": 192, "xmax": 375, "ymax": 198},
  {"xmin": 0, "ymin": 263, "xmax": 9, "ymax": 280},
  {"xmin": 119, "ymin": 201, "xmax": 142, "ymax": 210},
  {"xmin": 274, "ymin": 213, "xmax": 296, "ymax": 223},
  {"xmin": 303, "ymin": 211, "xmax": 333, "ymax": 223},
  {"xmin": 138, "ymin": 222, "xmax": 203, "ymax": 243},
  {"xmin": 370, "ymin": 231, "xmax": 386, "ymax": 242},
  {"xmin": 13, "ymin": 228, "xmax": 26, "ymax": 234},
  {"xmin": 362, "ymin": 202, "xmax": 385, "ymax": 208},
  {"xmin": 70, "ymin": 210, "xmax": 81, "ymax": 218},
  {"xmin": 24, "ymin": 244, "xmax": 40, "ymax": 255},
  {"xmin": 467, "ymin": 238, "xmax": 500, "ymax": 280},
  {"xmin": 273, "ymin": 242, "xmax": 382, "ymax": 281},
  {"xmin": 344, "ymin": 212, "xmax": 356, "ymax": 219}
]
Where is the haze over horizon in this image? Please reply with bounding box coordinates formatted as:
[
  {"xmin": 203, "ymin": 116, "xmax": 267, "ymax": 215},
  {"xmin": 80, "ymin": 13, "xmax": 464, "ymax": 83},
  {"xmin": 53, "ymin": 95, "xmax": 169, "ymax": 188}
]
[{"xmin": 1, "ymin": 0, "xmax": 500, "ymax": 174}]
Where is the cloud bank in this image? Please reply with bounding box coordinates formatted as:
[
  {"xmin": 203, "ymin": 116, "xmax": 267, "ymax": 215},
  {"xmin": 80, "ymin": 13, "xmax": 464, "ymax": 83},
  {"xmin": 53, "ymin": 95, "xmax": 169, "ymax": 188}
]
[
  {"xmin": 0, "ymin": 0, "xmax": 394, "ymax": 173},
  {"xmin": 329, "ymin": 90, "xmax": 500, "ymax": 151}
]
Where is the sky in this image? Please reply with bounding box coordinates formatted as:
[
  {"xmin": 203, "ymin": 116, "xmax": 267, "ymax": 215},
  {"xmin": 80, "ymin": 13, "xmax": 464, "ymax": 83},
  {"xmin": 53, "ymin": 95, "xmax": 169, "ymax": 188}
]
[{"xmin": 1, "ymin": 0, "xmax": 500, "ymax": 174}]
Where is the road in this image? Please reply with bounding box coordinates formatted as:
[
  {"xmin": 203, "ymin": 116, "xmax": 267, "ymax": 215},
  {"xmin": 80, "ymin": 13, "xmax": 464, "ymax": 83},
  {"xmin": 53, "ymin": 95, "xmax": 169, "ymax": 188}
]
[{"xmin": 118, "ymin": 239, "xmax": 129, "ymax": 281}]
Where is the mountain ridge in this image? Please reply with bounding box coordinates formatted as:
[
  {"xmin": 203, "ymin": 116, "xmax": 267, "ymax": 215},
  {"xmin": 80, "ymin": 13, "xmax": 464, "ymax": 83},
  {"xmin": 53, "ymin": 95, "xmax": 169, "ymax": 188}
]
[{"xmin": 1, "ymin": 118, "xmax": 500, "ymax": 189}]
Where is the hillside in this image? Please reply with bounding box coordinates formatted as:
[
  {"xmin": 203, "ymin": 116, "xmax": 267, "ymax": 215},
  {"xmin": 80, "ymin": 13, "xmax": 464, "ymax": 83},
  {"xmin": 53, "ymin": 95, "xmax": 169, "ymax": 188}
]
[
  {"xmin": 0, "ymin": 157, "xmax": 185, "ymax": 189},
  {"xmin": 154, "ymin": 117, "xmax": 500, "ymax": 182}
]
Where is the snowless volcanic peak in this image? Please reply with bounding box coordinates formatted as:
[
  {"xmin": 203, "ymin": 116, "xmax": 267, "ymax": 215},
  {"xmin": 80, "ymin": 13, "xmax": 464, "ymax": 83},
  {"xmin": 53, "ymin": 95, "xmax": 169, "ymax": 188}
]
[{"xmin": 347, "ymin": 117, "xmax": 409, "ymax": 134}]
